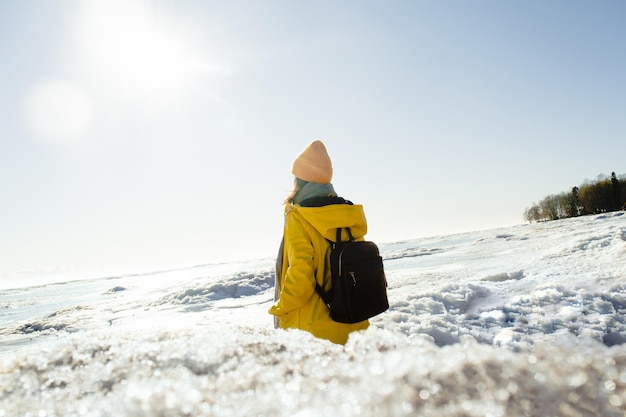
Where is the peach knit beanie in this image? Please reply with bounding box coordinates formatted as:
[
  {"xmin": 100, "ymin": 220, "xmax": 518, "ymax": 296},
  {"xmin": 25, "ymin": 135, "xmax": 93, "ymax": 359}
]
[{"xmin": 291, "ymin": 140, "xmax": 333, "ymax": 184}]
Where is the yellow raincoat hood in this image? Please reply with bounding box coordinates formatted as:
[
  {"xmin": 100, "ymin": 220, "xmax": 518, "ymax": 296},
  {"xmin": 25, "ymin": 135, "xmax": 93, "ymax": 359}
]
[{"xmin": 288, "ymin": 203, "xmax": 368, "ymax": 242}]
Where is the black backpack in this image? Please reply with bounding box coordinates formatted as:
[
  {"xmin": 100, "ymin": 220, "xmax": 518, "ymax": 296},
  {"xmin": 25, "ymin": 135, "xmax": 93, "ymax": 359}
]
[{"xmin": 315, "ymin": 227, "xmax": 389, "ymax": 323}]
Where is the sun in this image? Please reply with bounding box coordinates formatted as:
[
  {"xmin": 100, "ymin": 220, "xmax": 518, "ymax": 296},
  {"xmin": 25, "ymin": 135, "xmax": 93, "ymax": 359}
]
[{"xmin": 74, "ymin": 0, "xmax": 202, "ymax": 101}]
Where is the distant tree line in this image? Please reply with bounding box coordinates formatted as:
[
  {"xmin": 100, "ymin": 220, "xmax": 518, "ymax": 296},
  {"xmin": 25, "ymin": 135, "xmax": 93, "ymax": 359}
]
[{"xmin": 524, "ymin": 172, "xmax": 626, "ymax": 223}]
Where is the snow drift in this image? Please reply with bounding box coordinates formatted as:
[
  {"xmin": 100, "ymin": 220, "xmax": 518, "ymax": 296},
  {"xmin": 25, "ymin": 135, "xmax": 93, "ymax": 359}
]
[{"xmin": 1, "ymin": 213, "xmax": 626, "ymax": 416}]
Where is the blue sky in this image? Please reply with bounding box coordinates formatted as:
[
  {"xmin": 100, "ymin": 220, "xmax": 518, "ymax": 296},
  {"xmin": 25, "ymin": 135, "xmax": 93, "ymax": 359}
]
[{"xmin": 1, "ymin": 0, "xmax": 625, "ymax": 281}]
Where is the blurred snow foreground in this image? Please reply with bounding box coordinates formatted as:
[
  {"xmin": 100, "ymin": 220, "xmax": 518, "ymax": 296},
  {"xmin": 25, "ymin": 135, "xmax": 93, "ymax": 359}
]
[{"xmin": 1, "ymin": 213, "xmax": 626, "ymax": 416}]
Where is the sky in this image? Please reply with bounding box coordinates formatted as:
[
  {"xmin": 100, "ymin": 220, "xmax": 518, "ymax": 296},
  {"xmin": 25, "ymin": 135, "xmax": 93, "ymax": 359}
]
[{"xmin": 1, "ymin": 0, "xmax": 625, "ymax": 281}]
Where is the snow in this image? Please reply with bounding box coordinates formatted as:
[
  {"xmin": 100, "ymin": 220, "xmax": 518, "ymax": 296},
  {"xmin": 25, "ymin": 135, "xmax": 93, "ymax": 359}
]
[{"xmin": 1, "ymin": 212, "xmax": 626, "ymax": 416}]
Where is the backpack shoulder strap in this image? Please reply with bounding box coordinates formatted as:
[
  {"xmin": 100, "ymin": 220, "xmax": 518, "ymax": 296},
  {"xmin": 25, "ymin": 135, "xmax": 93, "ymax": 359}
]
[
  {"xmin": 315, "ymin": 283, "xmax": 332, "ymax": 308},
  {"xmin": 316, "ymin": 227, "xmax": 355, "ymax": 308}
]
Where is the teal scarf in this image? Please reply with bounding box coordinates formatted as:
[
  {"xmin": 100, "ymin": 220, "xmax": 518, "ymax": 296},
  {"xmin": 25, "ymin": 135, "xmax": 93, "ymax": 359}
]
[{"xmin": 293, "ymin": 182, "xmax": 336, "ymax": 205}]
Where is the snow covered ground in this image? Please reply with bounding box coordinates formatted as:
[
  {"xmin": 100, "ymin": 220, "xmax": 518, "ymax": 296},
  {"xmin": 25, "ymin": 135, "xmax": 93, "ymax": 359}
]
[{"xmin": 1, "ymin": 212, "xmax": 626, "ymax": 417}]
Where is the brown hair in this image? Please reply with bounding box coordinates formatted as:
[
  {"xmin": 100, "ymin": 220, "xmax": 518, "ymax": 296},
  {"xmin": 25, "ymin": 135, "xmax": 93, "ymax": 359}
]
[{"xmin": 284, "ymin": 177, "xmax": 308, "ymax": 204}]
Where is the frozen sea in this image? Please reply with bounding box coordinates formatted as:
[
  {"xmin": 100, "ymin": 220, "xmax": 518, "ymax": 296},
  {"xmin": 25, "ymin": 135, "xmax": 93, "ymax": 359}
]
[{"xmin": 1, "ymin": 212, "xmax": 626, "ymax": 417}]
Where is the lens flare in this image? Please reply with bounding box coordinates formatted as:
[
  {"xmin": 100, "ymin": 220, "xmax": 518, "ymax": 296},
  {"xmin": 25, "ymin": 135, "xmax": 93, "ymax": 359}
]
[{"xmin": 22, "ymin": 79, "xmax": 93, "ymax": 144}]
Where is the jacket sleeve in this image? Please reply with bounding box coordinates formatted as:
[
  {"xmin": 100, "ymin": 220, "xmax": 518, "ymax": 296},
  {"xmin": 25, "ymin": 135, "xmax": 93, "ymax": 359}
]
[{"xmin": 268, "ymin": 213, "xmax": 316, "ymax": 318}]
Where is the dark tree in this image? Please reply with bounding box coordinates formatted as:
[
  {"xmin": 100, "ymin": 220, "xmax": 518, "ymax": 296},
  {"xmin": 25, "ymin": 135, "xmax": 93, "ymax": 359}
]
[
  {"xmin": 611, "ymin": 172, "xmax": 621, "ymax": 211},
  {"xmin": 568, "ymin": 186, "xmax": 581, "ymax": 217}
]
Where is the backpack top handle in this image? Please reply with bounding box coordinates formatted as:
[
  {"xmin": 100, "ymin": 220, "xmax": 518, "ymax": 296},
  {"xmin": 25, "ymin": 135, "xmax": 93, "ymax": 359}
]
[{"xmin": 335, "ymin": 227, "xmax": 354, "ymax": 245}]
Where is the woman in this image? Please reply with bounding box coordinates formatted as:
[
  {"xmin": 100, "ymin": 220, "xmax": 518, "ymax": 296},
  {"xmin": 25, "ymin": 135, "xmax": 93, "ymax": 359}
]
[{"xmin": 269, "ymin": 140, "xmax": 369, "ymax": 344}]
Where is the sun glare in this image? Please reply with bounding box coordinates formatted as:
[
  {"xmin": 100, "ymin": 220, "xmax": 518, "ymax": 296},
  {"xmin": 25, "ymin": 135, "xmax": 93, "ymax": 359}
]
[{"xmin": 75, "ymin": 0, "xmax": 201, "ymax": 100}]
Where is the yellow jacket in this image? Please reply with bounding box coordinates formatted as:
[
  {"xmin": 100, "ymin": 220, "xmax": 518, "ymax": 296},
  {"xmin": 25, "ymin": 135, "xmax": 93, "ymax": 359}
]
[{"xmin": 269, "ymin": 202, "xmax": 370, "ymax": 344}]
